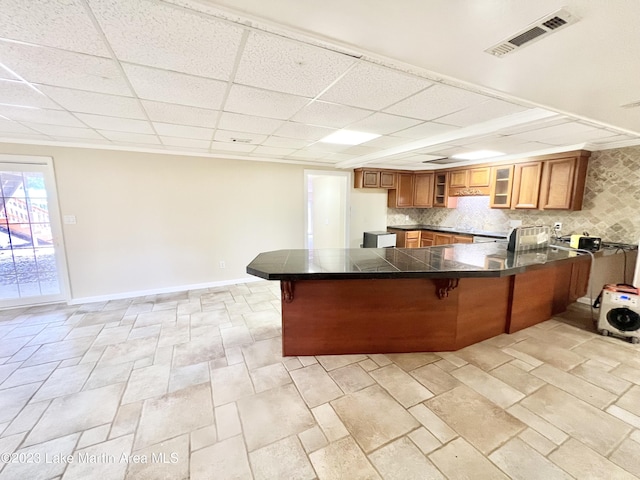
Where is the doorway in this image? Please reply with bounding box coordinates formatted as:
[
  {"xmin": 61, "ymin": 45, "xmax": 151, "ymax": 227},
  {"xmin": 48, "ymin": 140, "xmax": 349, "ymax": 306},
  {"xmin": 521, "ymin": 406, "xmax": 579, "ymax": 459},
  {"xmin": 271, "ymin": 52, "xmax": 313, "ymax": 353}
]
[
  {"xmin": 304, "ymin": 170, "xmax": 350, "ymax": 249},
  {"xmin": 0, "ymin": 155, "xmax": 68, "ymax": 308}
]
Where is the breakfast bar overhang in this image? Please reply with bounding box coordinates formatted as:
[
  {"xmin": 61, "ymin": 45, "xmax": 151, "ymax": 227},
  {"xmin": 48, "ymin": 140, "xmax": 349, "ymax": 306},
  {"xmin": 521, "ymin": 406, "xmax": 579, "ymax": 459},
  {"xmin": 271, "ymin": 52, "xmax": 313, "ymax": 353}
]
[{"xmin": 247, "ymin": 243, "xmax": 591, "ymax": 356}]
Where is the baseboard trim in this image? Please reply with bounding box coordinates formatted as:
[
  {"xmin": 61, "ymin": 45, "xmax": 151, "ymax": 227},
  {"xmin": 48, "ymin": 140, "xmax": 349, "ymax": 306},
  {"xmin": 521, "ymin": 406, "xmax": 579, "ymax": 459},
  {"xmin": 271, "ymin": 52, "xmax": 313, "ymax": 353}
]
[{"xmin": 67, "ymin": 276, "xmax": 265, "ymax": 305}]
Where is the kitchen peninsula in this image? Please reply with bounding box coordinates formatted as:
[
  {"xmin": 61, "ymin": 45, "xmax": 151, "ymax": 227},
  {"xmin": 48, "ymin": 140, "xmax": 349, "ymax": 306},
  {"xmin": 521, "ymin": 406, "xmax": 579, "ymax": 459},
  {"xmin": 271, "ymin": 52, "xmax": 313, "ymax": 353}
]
[{"xmin": 247, "ymin": 243, "xmax": 591, "ymax": 356}]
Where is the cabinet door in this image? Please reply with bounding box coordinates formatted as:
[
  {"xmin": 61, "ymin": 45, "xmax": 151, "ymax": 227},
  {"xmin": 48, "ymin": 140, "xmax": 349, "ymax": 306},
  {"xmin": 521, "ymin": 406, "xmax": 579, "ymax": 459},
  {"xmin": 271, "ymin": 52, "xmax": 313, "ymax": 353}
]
[
  {"xmin": 453, "ymin": 235, "xmax": 473, "ymax": 244},
  {"xmin": 433, "ymin": 172, "xmax": 448, "ymax": 207},
  {"xmin": 362, "ymin": 170, "xmax": 380, "ymax": 188},
  {"xmin": 405, "ymin": 238, "xmax": 419, "ymax": 248},
  {"xmin": 511, "ymin": 162, "xmax": 542, "ymax": 209},
  {"xmin": 489, "ymin": 165, "xmax": 514, "ymax": 208},
  {"xmin": 413, "ymin": 173, "xmax": 434, "ymax": 207},
  {"xmin": 538, "ymin": 157, "xmax": 576, "ymax": 210},
  {"xmin": 420, "ymin": 231, "xmax": 434, "ymax": 247},
  {"xmin": 379, "ymin": 171, "xmax": 396, "ymax": 188},
  {"xmin": 449, "ymin": 170, "xmax": 468, "ymax": 188},
  {"xmin": 468, "ymin": 167, "xmax": 491, "ymax": 187},
  {"xmin": 434, "ymin": 233, "xmax": 453, "ymax": 245},
  {"xmin": 387, "ymin": 173, "xmax": 415, "ymax": 208}
]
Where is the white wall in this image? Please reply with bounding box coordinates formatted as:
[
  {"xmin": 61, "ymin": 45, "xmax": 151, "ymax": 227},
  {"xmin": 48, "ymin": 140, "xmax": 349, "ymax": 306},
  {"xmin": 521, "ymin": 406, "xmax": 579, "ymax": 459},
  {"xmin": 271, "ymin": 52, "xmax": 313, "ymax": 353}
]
[
  {"xmin": 349, "ymin": 188, "xmax": 389, "ymax": 248},
  {"xmin": 308, "ymin": 174, "xmax": 346, "ymax": 249}
]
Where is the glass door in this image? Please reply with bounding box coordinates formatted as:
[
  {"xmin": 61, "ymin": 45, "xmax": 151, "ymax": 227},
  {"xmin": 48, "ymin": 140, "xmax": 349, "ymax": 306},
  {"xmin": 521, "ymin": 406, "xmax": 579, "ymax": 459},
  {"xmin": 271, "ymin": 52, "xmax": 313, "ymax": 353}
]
[{"xmin": 0, "ymin": 156, "xmax": 68, "ymax": 308}]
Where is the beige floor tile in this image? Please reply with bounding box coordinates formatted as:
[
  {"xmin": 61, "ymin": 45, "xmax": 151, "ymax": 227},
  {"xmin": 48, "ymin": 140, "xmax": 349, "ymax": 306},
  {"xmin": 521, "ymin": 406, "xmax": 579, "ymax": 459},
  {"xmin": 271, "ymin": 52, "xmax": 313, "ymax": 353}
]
[
  {"xmin": 0, "ymin": 335, "xmax": 33, "ymax": 358},
  {"xmin": 173, "ymin": 335, "xmax": 225, "ymax": 368},
  {"xmin": 426, "ymin": 385, "xmax": 525, "ymax": 454},
  {"xmin": 249, "ymin": 362, "xmax": 292, "ymax": 393},
  {"xmin": 128, "ymin": 324, "xmax": 161, "ymax": 340},
  {"xmin": 215, "ymin": 402, "xmax": 242, "ymax": 440},
  {"xmin": 550, "ymin": 437, "xmax": 637, "ymax": 480},
  {"xmin": 92, "ymin": 325, "xmax": 133, "ymax": 347},
  {"xmin": 407, "ymin": 426, "xmax": 441, "ymax": 454},
  {"xmin": 451, "ymin": 364, "xmax": 525, "ymax": 408},
  {"xmin": 221, "ymin": 325, "xmax": 253, "ymax": 348},
  {"xmin": 409, "ymin": 363, "xmax": 461, "ymax": 395},
  {"xmin": 615, "ymin": 385, "xmax": 640, "ymax": 416},
  {"xmin": 606, "ymin": 404, "xmax": 640, "ymax": 429},
  {"xmin": 309, "ymin": 436, "xmax": 381, "ymax": 480},
  {"xmin": 316, "ymin": 354, "xmax": 368, "ymax": 371},
  {"xmin": 572, "ymin": 338, "xmax": 640, "ymax": 368},
  {"xmin": 65, "ymin": 434, "xmax": 134, "ymax": 480},
  {"xmin": 84, "ymin": 362, "xmax": 133, "ymax": 391},
  {"xmin": 110, "ymin": 401, "xmax": 142, "ymax": 439},
  {"xmin": 76, "ymin": 309, "xmax": 127, "ymax": 327},
  {"xmin": 530, "ymin": 363, "xmax": 617, "ymax": 408},
  {"xmin": 520, "ymin": 384, "xmax": 632, "ymax": 455},
  {"xmin": 2, "ymin": 400, "xmax": 50, "ymax": 436},
  {"xmin": 489, "ymin": 362, "xmax": 546, "ymax": 395},
  {"xmin": 211, "ymin": 363, "xmax": 254, "ymax": 406},
  {"xmin": 249, "ymin": 435, "xmax": 316, "ymax": 480},
  {"xmin": 122, "ymin": 363, "xmax": 170, "ymax": 404},
  {"xmin": 369, "ymin": 436, "xmax": 445, "ymax": 480},
  {"xmin": 507, "ymin": 338, "xmax": 585, "ymax": 370},
  {"xmin": 283, "ymin": 356, "xmax": 303, "ymax": 371},
  {"xmin": 30, "ymin": 363, "xmax": 94, "ymax": 402},
  {"xmin": 25, "ymin": 383, "xmax": 124, "ymax": 446},
  {"xmin": 331, "ymin": 385, "xmax": 419, "ymax": 453},
  {"xmin": 191, "ymin": 424, "xmax": 217, "ymax": 451},
  {"xmin": 134, "ymin": 310, "xmax": 176, "ymax": 328},
  {"xmin": 329, "ymin": 363, "xmax": 375, "ymax": 393},
  {"xmin": 456, "ymin": 343, "xmax": 514, "ymax": 371},
  {"xmin": 385, "ymin": 352, "xmax": 440, "ymax": 371},
  {"xmin": 237, "ymin": 383, "xmax": 315, "ymax": 451},
  {"xmin": 0, "ymin": 431, "xmax": 26, "ymax": 460},
  {"xmin": 191, "ymin": 435, "xmax": 251, "ymax": 480},
  {"xmin": 298, "ymin": 425, "xmax": 328, "ymax": 453},
  {"xmin": 489, "ymin": 437, "xmax": 573, "ymax": 479},
  {"xmin": 609, "ymin": 437, "xmax": 640, "ymax": 477},
  {"xmin": 1, "ymin": 362, "xmax": 59, "ymax": 390},
  {"xmin": 77, "ymin": 423, "xmax": 110, "ymax": 449},
  {"xmin": 22, "ymin": 337, "xmax": 95, "ymax": 367},
  {"xmin": 311, "ymin": 403, "xmax": 349, "ymax": 442},
  {"xmin": 127, "ymin": 434, "xmax": 190, "ymax": 480},
  {"xmin": 0, "ymin": 362, "xmax": 20, "ymax": 385},
  {"xmin": 370, "ymin": 364, "xmax": 433, "ymax": 407},
  {"xmin": 428, "ymin": 437, "xmax": 509, "ymax": 480},
  {"xmin": 298, "ymin": 356, "xmax": 318, "ymax": 366},
  {"xmin": 134, "ymin": 383, "xmax": 214, "ymax": 450},
  {"xmin": 0, "ymin": 432, "xmax": 79, "ymax": 480},
  {"xmin": 99, "ymin": 337, "xmax": 158, "ymax": 366},
  {"xmin": 436, "ymin": 352, "xmax": 467, "ymax": 368},
  {"xmin": 358, "ymin": 359, "xmax": 378, "ymax": 372},
  {"xmin": 290, "ymin": 364, "xmax": 343, "ymax": 408},
  {"xmin": 25, "ymin": 325, "xmax": 73, "ymax": 346},
  {"xmin": 168, "ymin": 362, "xmax": 210, "ymax": 393},
  {"xmin": 241, "ymin": 337, "xmax": 284, "ymax": 370},
  {"xmin": 612, "ymin": 363, "xmax": 640, "ymax": 385},
  {"xmin": 518, "ymin": 427, "xmax": 556, "ymax": 455},
  {"xmin": 506, "ymin": 404, "xmax": 568, "ymax": 445},
  {"xmin": 407, "ymin": 403, "xmax": 457, "ymax": 443}
]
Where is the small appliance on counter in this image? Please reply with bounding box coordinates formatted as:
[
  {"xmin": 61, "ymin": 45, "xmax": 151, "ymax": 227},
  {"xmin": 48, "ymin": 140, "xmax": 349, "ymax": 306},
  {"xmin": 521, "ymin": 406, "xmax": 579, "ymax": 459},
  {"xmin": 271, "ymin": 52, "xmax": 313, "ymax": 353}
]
[
  {"xmin": 363, "ymin": 231, "xmax": 396, "ymax": 248},
  {"xmin": 597, "ymin": 284, "xmax": 640, "ymax": 343},
  {"xmin": 507, "ymin": 225, "xmax": 551, "ymax": 252},
  {"xmin": 570, "ymin": 234, "xmax": 602, "ymax": 252}
]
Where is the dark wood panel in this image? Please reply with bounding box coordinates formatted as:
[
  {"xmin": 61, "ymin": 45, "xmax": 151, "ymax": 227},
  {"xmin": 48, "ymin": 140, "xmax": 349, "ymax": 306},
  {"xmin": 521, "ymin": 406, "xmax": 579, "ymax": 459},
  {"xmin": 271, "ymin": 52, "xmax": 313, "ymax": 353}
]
[{"xmin": 508, "ymin": 267, "xmax": 555, "ymax": 333}]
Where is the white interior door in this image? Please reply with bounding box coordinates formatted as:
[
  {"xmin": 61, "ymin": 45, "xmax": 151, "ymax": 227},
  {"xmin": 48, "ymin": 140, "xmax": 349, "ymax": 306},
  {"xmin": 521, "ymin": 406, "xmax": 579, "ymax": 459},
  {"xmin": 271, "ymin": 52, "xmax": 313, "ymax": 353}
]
[
  {"xmin": 0, "ymin": 155, "xmax": 68, "ymax": 308},
  {"xmin": 304, "ymin": 171, "xmax": 350, "ymax": 249}
]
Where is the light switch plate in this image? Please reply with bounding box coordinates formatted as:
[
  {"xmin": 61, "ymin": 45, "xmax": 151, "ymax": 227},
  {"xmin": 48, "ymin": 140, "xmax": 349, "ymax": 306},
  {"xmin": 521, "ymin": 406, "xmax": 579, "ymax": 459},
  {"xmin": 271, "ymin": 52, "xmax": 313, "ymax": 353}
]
[{"xmin": 63, "ymin": 215, "xmax": 77, "ymax": 224}]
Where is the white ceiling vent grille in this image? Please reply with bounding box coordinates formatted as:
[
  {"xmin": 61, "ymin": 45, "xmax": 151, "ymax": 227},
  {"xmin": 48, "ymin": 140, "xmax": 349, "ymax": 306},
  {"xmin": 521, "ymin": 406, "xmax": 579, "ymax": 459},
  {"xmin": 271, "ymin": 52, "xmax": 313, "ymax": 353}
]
[{"xmin": 485, "ymin": 8, "xmax": 579, "ymax": 57}]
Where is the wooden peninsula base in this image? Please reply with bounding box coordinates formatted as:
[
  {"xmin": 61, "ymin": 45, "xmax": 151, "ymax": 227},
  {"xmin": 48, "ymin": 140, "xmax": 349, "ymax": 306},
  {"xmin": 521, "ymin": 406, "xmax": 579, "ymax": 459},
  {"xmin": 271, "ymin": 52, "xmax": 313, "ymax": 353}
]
[{"xmin": 280, "ymin": 259, "xmax": 590, "ymax": 356}]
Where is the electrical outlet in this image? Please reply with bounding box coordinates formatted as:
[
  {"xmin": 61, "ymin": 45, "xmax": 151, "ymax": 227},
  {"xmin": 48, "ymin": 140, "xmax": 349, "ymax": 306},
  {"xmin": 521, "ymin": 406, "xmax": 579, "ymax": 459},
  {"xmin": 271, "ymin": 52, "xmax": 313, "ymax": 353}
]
[
  {"xmin": 553, "ymin": 222, "xmax": 562, "ymax": 231},
  {"xmin": 219, "ymin": 261, "xmax": 226, "ymax": 269}
]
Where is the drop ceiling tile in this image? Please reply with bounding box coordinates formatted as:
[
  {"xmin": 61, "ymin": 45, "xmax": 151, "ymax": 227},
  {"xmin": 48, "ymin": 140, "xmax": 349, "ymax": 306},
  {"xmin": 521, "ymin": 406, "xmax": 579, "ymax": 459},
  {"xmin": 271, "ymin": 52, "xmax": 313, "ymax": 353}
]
[
  {"xmin": 319, "ymin": 62, "xmax": 432, "ymax": 110},
  {"xmin": 285, "ymin": 150, "xmax": 328, "ymax": 159},
  {"xmin": 213, "ymin": 129, "xmax": 267, "ymax": 145},
  {"xmin": 436, "ymin": 99, "xmax": 530, "ymax": 127},
  {"xmin": 75, "ymin": 113, "xmax": 153, "ymax": 134},
  {"xmin": 98, "ymin": 130, "xmax": 161, "ymax": 145},
  {"xmin": 153, "ymin": 122, "xmax": 213, "ymax": 140},
  {"xmin": 320, "ymin": 153, "xmax": 355, "ymax": 162},
  {"xmin": 235, "ymin": 30, "xmax": 355, "ymax": 97},
  {"xmin": 26, "ymin": 123, "xmax": 105, "ymax": 140},
  {"xmin": 262, "ymin": 136, "xmax": 310, "ymax": 149},
  {"xmin": 38, "ymin": 85, "xmax": 145, "ymax": 118},
  {"xmin": 160, "ymin": 136, "xmax": 211, "ymax": 149},
  {"xmin": 251, "ymin": 145, "xmax": 296, "ymax": 157},
  {"xmin": 0, "ymin": 80, "xmax": 61, "ymax": 109},
  {"xmin": 0, "ymin": 106, "xmax": 84, "ymax": 127},
  {"xmin": 209, "ymin": 141, "xmax": 256, "ymax": 153},
  {"xmin": 0, "ymin": 118, "xmax": 37, "ymax": 134},
  {"xmin": 305, "ymin": 142, "xmax": 351, "ymax": 154},
  {"xmin": 0, "ymin": 0, "xmax": 109, "ymax": 56},
  {"xmin": 291, "ymin": 101, "xmax": 372, "ymax": 128},
  {"xmin": 87, "ymin": 0, "xmax": 243, "ymax": 79},
  {"xmin": 498, "ymin": 117, "xmax": 570, "ymax": 136},
  {"xmin": 217, "ymin": 112, "xmax": 284, "ymax": 135},
  {"xmin": 385, "ymin": 84, "xmax": 489, "ymax": 121},
  {"xmin": 361, "ymin": 135, "xmax": 410, "ymax": 149},
  {"xmin": 542, "ymin": 128, "xmax": 618, "ymax": 145},
  {"xmin": 273, "ymin": 122, "xmax": 336, "ymax": 141},
  {"xmin": 346, "ymin": 112, "xmax": 422, "ymax": 135},
  {"xmin": 0, "ymin": 65, "xmax": 18, "ymax": 80},
  {"xmin": 509, "ymin": 121, "xmax": 598, "ymax": 142},
  {"xmin": 341, "ymin": 145, "xmax": 378, "ymax": 156},
  {"xmin": 591, "ymin": 133, "xmax": 639, "ymax": 145},
  {"xmin": 393, "ymin": 121, "xmax": 459, "ymax": 139},
  {"xmin": 141, "ymin": 100, "xmax": 219, "ymax": 128},
  {"xmin": 224, "ymin": 85, "xmax": 309, "ymax": 120},
  {"xmin": 0, "ymin": 41, "xmax": 130, "ymax": 95},
  {"xmin": 123, "ymin": 64, "xmax": 226, "ymax": 110}
]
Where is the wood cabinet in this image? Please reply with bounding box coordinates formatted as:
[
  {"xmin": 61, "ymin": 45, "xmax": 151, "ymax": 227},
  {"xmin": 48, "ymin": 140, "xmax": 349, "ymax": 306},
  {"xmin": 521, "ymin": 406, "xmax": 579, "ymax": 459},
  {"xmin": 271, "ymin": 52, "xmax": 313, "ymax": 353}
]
[
  {"xmin": 511, "ymin": 162, "xmax": 542, "ymax": 209},
  {"xmin": 354, "ymin": 168, "xmax": 396, "ymax": 188},
  {"xmin": 387, "ymin": 229, "xmax": 421, "ymax": 248},
  {"xmin": 449, "ymin": 170, "xmax": 468, "ymax": 188},
  {"xmin": 448, "ymin": 167, "xmax": 492, "ymax": 196},
  {"xmin": 413, "ymin": 173, "xmax": 434, "ymax": 208},
  {"xmin": 489, "ymin": 165, "xmax": 514, "ymax": 208},
  {"xmin": 434, "ymin": 233, "xmax": 453, "ymax": 245},
  {"xmin": 538, "ymin": 153, "xmax": 589, "ymax": 210},
  {"xmin": 420, "ymin": 231, "xmax": 434, "ymax": 247},
  {"xmin": 453, "ymin": 235, "xmax": 473, "ymax": 244},
  {"xmin": 433, "ymin": 172, "xmax": 448, "ymax": 207},
  {"xmin": 387, "ymin": 173, "xmax": 414, "ymax": 208}
]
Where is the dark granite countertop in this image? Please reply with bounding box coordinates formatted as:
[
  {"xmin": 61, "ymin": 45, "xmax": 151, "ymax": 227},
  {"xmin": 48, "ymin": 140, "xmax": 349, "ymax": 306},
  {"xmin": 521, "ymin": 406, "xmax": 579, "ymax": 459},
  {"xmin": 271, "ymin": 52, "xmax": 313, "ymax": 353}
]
[
  {"xmin": 246, "ymin": 243, "xmax": 588, "ymax": 281},
  {"xmin": 387, "ymin": 224, "xmax": 508, "ymax": 239}
]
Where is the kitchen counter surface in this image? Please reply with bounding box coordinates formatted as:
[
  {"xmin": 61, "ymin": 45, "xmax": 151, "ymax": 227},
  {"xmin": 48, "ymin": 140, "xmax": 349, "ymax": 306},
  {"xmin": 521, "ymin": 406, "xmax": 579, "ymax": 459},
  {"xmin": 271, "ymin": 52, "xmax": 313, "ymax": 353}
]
[
  {"xmin": 387, "ymin": 224, "xmax": 508, "ymax": 239},
  {"xmin": 247, "ymin": 243, "xmax": 586, "ymax": 281}
]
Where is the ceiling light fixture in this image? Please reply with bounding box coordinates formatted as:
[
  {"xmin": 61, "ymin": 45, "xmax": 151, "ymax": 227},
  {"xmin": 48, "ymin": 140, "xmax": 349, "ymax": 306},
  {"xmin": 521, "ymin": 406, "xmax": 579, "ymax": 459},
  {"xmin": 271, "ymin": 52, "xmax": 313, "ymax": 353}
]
[
  {"xmin": 451, "ymin": 150, "xmax": 505, "ymax": 160},
  {"xmin": 319, "ymin": 129, "xmax": 380, "ymax": 145}
]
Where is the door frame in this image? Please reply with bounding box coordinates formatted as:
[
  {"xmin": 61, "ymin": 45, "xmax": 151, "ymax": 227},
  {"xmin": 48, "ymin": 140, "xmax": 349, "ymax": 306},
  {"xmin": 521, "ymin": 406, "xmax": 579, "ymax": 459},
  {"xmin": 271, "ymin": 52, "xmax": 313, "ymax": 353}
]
[
  {"xmin": 303, "ymin": 170, "xmax": 351, "ymax": 249},
  {"xmin": 0, "ymin": 154, "xmax": 70, "ymax": 308}
]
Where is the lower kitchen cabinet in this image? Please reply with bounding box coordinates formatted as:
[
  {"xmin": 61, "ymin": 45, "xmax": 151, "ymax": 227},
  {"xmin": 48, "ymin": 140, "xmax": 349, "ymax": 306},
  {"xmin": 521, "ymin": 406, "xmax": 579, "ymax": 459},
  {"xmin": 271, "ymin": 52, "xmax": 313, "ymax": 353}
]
[
  {"xmin": 434, "ymin": 233, "xmax": 453, "ymax": 245},
  {"xmin": 453, "ymin": 235, "xmax": 473, "ymax": 244},
  {"xmin": 387, "ymin": 229, "xmax": 420, "ymax": 248},
  {"xmin": 420, "ymin": 231, "xmax": 434, "ymax": 247}
]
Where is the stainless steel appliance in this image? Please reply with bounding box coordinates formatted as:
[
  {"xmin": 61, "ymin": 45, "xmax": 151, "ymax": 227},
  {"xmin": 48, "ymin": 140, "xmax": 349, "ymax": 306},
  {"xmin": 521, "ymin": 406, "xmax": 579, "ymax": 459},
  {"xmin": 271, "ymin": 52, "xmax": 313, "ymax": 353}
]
[
  {"xmin": 363, "ymin": 231, "xmax": 396, "ymax": 248},
  {"xmin": 507, "ymin": 225, "xmax": 551, "ymax": 252}
]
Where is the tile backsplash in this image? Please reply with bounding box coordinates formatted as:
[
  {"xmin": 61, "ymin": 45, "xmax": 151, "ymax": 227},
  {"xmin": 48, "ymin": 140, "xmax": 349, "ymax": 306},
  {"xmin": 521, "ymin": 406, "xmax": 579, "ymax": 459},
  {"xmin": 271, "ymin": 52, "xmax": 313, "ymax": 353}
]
[{"xmin": 387, "ymin": 146, "xmax": 640, "ymax": 244}]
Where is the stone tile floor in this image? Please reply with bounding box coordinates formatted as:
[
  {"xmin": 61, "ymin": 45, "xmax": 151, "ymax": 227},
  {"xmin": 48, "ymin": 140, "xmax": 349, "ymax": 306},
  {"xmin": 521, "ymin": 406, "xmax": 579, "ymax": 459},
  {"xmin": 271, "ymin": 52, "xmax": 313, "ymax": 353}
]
[{"xmin": 0, "ymin": 280, "xmax": 639, "ymax": 479}]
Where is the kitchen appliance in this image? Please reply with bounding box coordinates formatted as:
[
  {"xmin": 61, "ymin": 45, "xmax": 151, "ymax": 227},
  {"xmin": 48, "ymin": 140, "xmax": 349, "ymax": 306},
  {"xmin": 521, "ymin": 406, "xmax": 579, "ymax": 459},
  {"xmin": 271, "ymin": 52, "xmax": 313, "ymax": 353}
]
[
  {"xmin": 507, "ymin": 225, "xmax": 551, "ymax": 252},
  {"xmin": 472, "ymin": 235, "xmax": 501, "ymax": 243},
  {"xmin": 570, "ymin": 234, "xmax": 602, "ymax": 251},
  {"xmin": 363, "ymin": 231, "xmax": 396, "ymax": 248},
  {"xmin": 597, "ymin": 284, "xmax": 640, "ymax": 343}
]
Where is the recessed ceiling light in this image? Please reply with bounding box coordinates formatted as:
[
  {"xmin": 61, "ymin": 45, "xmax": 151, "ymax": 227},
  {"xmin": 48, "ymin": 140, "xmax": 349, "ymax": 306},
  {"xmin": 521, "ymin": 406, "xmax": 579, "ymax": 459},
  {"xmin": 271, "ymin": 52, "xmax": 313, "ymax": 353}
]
[
  {"xmin": 319, "ymin": 129, "xmax": 380, "ymax": 145},
  {"xmin": 451, "ymin": 150, "xmax": 505, "ymax": 160}
]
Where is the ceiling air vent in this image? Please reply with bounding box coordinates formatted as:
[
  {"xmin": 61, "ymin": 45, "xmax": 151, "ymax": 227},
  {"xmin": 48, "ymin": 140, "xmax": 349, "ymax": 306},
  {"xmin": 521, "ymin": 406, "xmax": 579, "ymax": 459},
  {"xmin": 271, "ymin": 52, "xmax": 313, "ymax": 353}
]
[{"xmin": 485, "ymin": 8, "xmax": 579, "ymax": 57}]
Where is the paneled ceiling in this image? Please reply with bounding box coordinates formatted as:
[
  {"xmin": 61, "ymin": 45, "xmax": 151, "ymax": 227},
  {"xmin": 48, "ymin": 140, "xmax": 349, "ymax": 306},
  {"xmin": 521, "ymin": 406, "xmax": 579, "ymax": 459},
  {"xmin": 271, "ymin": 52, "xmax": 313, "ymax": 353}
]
[{"xmin": 0, "ymin": 0, "xmax": 639, "ymax": 169}]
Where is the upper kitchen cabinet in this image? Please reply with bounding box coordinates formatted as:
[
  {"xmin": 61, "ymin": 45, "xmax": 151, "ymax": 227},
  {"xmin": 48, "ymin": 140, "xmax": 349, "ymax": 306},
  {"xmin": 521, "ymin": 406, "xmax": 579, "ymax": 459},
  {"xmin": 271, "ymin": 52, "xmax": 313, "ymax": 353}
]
[
  {"xmin": 354, "ymin": 168, "xmax": 396, "ymax": 188},
  {"xmin": 433, "ymin": 172, "xmax": 449, "ymax": 207},
  {"xmin": 538, "ymin": 151, "xmax": 590, "ymax": 210},
  {"xmin": 489, "ymin": 165, "xmax": 514, "ymax": 208},
  {"xmin": 511, "ymin": 162, "xmax": 542, "ymax": 209},
  {"xmin": 448, "ymin": 167, "xmax": 491, "ymax": 196},
  {"xmin": 413, "ymin": 172, "xmax": 434, "ymax": 208},
  {"xmin": 387, "ymin": 173, "xmax": 415, "ymax": 208}
]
